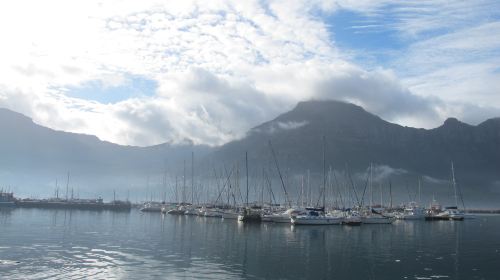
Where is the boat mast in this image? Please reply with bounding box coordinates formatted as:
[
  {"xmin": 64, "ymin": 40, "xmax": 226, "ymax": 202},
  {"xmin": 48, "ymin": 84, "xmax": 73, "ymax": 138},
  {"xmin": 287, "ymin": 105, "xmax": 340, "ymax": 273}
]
[
  {"xmin": 269, "ymin": 140, "xmax": 291, "ymax": 208},
  {"xmin": 322, "ymin": 136, "xmax": 326, "ymax": 211},
  {"xmin": 175, "ymin": 175, "xmax": 178, "ymax": 203},
  {"xmin": 451, "ymin": 161, "xmax": 458, "ymax": 207},
  {"xmin": 301, "ymin": 174, "xmax": 304, "ymax": 208},
  {"xmin": 65, "ymin": 172, "xmax": 70, "ymax": 201},
  {"xmin": 307, "ymin": 169, "xmax": 311, "ymax": 206},
  {"xmin": 389, "ymin": 180, "xmax": 393, "ymax": 210},
  {"xmin": 418, "ymin": 177, "xmax": 422, "ymax": 206},
  {"xmin": 245, "ymin": 151, "xmax": 249, "ymax": 206},
  {"xmin": 183, "ymin": 159, "xmax": 186, "ymax": 203},
  {"xmin": 191, "ymin": 151, "xmax": 194, "ymax": 205},
  {"xmin": 369, "ymin": 163, "xmax": 373, "ymax": 209}
]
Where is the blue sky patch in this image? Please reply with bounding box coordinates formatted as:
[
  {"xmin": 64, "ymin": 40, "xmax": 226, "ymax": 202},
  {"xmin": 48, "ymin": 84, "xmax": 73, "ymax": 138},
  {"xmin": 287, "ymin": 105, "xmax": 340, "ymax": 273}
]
[
  {"xmin": 322, "ymin": 9, "xmax": 405, "ymax": 67},
  {"xmin": 65, "ymin": 75, "xmax": 157, "ymax": 104}
]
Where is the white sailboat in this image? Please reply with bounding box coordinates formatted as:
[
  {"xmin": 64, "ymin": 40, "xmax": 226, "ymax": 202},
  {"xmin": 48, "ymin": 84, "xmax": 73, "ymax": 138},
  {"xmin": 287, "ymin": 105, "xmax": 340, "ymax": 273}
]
[
  {"xmin": 426, "ymin": 162, "xmax": 465, "ymax": 221},
  {"xmin": 263, "ymin": 208, "xmax": 305, "ymax": 223},
  {"xmin": 396, "ymin": 201, "xmax": 426, "ymax": 220},
  {"xmin": 292, "ymin": 207, "xmax": 344, "ymax": 225},
  {"xmin": 360, "ymin": 164, "xmax": 394, "ymax": 224},
  {"xmin": 291, "ymin": 137, "xmax": 344, "ymax": 226}
]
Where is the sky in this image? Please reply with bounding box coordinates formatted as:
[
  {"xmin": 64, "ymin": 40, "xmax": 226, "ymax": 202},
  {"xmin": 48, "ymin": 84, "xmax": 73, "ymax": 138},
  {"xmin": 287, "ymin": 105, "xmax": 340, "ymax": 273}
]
[{"xmin": 0, "ymin": 0, "xmax": 499, "ymax": 147}]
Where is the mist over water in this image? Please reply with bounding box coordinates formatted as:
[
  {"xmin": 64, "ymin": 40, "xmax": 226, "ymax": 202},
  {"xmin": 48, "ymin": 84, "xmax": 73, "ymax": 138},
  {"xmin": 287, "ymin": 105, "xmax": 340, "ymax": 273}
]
[{"xmin": 1, "ymin": 208, "xmax": 499, "ymax": 280}]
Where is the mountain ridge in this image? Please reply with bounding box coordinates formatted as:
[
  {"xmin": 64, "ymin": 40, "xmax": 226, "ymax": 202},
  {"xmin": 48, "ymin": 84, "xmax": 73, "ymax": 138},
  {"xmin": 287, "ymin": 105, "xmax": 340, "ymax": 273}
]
[{"xmin": 1, "ymin": 100, "xmax": 499, "ymax": 203}]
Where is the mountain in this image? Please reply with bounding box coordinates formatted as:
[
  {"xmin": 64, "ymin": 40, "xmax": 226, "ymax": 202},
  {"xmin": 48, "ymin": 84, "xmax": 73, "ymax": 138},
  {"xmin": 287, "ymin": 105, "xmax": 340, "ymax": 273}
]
[
  {"xmin": 210, "ymin": 100, "xmax": 500, "ymax": 194},
  {"xmin": 1, "ymin": 101, "xmax": 499, "ymax": 205},
  {"xmin": 0, "ymin": 108, "xmax": 212, "ymax": 198}
]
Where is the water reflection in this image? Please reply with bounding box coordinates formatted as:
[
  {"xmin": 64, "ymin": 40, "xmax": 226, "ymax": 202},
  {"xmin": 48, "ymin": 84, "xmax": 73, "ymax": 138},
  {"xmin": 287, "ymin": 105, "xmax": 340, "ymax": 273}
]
[{"xmin": 0, "ymin": 209, "xmax": 498, "ymax": 279}]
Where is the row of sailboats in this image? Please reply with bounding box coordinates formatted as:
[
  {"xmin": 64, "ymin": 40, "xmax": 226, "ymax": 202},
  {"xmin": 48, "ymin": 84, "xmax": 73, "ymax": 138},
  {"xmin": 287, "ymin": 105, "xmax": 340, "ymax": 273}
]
[{"xmin": 153, "ymin": 138, "xmax": 467, "ymax": 225}]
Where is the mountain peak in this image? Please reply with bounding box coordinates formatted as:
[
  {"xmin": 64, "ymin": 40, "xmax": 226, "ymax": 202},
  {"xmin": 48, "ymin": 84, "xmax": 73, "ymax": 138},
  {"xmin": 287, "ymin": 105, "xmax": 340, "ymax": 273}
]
[
  {"xmin": 294, "ymin": 99, "xmax": 364, "ymax": 113},
  {"xmin": 278, "ymin": 99, "xmax": 384, "ymax": 127},
  {"xmin": 442, "ymin": 117, "xmax": 470, "ymax": 128}
]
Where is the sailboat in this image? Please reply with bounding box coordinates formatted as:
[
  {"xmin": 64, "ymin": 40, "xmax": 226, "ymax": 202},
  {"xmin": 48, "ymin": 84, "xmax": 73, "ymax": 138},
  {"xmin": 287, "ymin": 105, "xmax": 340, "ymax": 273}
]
[
  {"xmin": 396, "ymin": 201, "xmax": 426, "ymax": 220},
  {"xmin": 396, "ymin": 178, "xmax": 426, "ymax": 220},
  {"xmin": 291, "ymin": 136, "xmax": 343, "ymax": 225},
  {"xmin": 183, "ymin": 152, "xmax": 199, "ymax": 215},
  {"xmin": 238, "ymin": 152, "xmax": 262, "ymax": 222},
  {"xmin": 0, "ymin": 189, "xmax": 16, "ymax": 207},
  {"xmin": 359, "ymin": 164, "xmax": 394, "ymax": 224},
  {"xmin": 261, "ymin": 141, "xmax": 304, "ymax": 223},
  {"xmin": 426, "ymin": 162, "xmax": 465, "ymax": 221}
]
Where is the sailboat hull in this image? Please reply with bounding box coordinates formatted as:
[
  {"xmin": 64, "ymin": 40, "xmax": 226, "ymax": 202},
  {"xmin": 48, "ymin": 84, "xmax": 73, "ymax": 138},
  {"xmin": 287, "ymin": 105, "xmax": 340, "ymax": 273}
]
[{"xmin": 292, "ymin": 216, "xmax": 343, "ymax": 225}]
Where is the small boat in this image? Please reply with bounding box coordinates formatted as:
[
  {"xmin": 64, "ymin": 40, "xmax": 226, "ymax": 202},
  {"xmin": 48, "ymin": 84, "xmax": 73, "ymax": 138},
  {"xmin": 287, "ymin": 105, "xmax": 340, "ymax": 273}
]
[
  {"xmin": 222, "ymin": 209, "xmax": 240, "ymax": 219},
  {"xmin": 184, "ymin": 206, "xmax": 199, "ymax": 216},
  {"xmin": 426, "ymin": 162, "xmax": 465, "ymax": 221},
  {"xmin": 140, "ymin": 201, "xmax": 164, "ymax": 212},
  {"xmin": 263, "ymin": 208, "xmax": 305, "ymax": 223},
  {"xmin": 0, "ymin": 191, "xmax": 16, "ymax": 208},
  {"xmin": 291, "ymin": 207, "xmax": 343, "ymax": 225},
  {"xmin": 203, "ymin": 208, "xmax": 224, "ymax": 218},
  {"xmin": 342, "ymin": 215, "xmax": 361, "ymax": 226},
  {"xmin": 426, "ymin": 206, "xmax": 464, "ymax": 221},
  {"xmin": 238, "ymin": 207, "xmax": 262, "ymax": 223},
  {"xmin": 357, "ymin": 207, "xmax": 395, "ymax": 224},
  {"xmin": 396, "ymin": 202, "xmax": 426, "ymax": 220},
  {"xmin": 343, "ymin": 211, "xmax": 362, "ymax": 226},
  {"xmin": 166, "ymin": 205, "xmax": 186, "ymax": 215},
  {"xmin": 361, "ymin": 214, "xmax": 395, "ymax": 224}
]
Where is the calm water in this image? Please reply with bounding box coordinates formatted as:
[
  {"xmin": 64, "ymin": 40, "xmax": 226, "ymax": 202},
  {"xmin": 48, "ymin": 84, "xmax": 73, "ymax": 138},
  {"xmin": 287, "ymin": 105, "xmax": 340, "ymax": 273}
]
[{"xmin": 0, "ymin": 209, "xmax": 499, "ymax": 280}]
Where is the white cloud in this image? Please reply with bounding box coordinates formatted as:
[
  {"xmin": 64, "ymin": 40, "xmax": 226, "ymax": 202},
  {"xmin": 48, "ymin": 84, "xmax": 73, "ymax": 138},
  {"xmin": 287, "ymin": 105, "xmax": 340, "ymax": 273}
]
[{"xmin": 0, "ymin": 0, "xmax": 498, "ymax": 146}]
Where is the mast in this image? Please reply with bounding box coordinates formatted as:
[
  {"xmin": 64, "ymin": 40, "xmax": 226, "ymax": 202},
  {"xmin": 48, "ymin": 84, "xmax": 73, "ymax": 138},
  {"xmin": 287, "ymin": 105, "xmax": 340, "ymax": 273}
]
[
  {"xmin": 269, "ymin": 140, "xmax": 291, "ymax": 208},
  {"xmin": 322, "ymin": 135, "xmax": 326, "ymax": 210},
  {"xmin": 389, "ymin": 180, "xmax": 393, "ymax": 210},
  {"xmin": 418, "ymin": 177, "xmax": 422, "ymax": 206},
  {"xmin": 191, "ymin": 151, "xmax": 194, "ymax": 205},
  {"xmin": 183, "ymin": 159, "xmax": 186, "ymax": 203},
  {"xmin": 301, "ymin": 175, "xmax": 304, "ymax": 208},
  {"xmin": 307, "ymin": 169, "xmax": 311, "ymax": 206},
  {"xmin": 380, "ymin": 183, "xmax": 383, "ymax": 208},
  {"xmin": 65, "ymin": 172, "xmax": 70, "ymax": 201},
  {"xmin": 245, "ymin": 151, "xmax": 249, "ymax": 206},
  {"xmin": 451, "ymin": 161, "xmax": 458, "ymax": 207},
  {"xmin": 175, "ymin": 175, "xmax": 178, "ymax": 203},
  {"xmin": 369, "ymin": 163, "xmax": 373, "ymax": 209}
]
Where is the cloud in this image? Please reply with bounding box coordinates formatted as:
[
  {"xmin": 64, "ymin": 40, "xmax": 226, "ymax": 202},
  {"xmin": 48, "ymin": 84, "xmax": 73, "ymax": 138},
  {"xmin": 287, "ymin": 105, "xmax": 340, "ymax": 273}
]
[
  {"xmin": 314, "ymin": 66, "xmax": 442, "ymax": 127},
  {"xmin": 253, "ymin": 120, "xmax": 309, "ymax": 134},
  {"xmin": 0, "ymin": 0, "xmax": 498, "ymax": 146},
  {"xmin": 370, "ymin": 165, "xmax": 407, "ymax": 182}
]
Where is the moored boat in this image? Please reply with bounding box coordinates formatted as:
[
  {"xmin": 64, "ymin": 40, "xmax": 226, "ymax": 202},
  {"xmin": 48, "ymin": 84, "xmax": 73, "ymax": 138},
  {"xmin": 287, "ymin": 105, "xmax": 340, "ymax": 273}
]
[
  {"xmin": 0, "ymin": 191, "xmax": 16, "ymax": 207},
  {"xmin": 291, "ymin": 207, "xmax": 343, "ymax": 225}
]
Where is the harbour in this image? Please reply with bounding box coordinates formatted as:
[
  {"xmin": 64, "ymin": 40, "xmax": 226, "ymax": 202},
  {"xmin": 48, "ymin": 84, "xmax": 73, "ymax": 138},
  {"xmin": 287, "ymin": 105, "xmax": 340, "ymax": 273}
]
[{"xmin": 1, "ymin": 207, "xmax": 499, "ymax": 280}]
